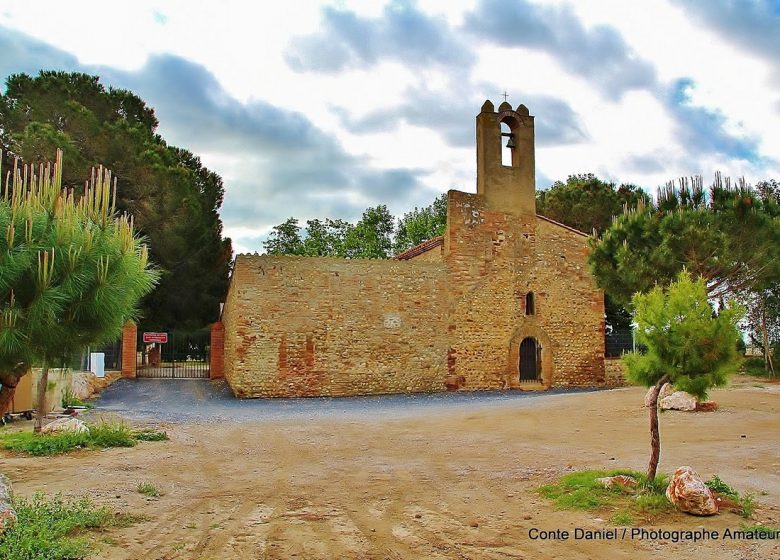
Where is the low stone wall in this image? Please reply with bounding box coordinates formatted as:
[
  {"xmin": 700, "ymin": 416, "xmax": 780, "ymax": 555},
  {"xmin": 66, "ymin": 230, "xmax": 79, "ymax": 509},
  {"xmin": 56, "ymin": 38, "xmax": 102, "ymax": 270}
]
[{"xmin": 29, "ymin": 368, "xmax": 119, "ymax": 411}]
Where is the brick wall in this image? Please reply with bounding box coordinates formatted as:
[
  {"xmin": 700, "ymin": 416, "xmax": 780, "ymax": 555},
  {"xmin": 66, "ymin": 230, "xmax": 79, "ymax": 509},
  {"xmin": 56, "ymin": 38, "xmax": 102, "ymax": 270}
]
[
  {"xmin": 210, "ymin": 322, "xmax": 225, "ymax": 379},
  {"xmin": 223, "ymin": 256, "xmax": 449, "ymax": 397},
  {"xmin": 121, "ymin": 322, "xmax": 137, "ymax": 378}
]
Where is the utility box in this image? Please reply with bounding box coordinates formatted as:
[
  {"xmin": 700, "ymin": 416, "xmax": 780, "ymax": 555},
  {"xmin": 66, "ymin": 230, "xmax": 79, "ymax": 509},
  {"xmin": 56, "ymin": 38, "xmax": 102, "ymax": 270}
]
[
  {"xmin": 90, "ymin": 352, "xmax": 105, "ymax": 378},
  {"xmin": 3, "ymin": 372, "xmax": 33, "ymax": 414}
]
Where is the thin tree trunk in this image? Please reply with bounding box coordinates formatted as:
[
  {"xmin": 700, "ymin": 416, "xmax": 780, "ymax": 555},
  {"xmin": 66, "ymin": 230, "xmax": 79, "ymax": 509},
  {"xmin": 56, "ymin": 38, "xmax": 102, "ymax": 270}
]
[
  {"xmin": 647, "ymin": 373, "xmax": 671, "ymax": 482},
  {"xmin": 761, "ymin": 300, "xmax": 771, "ymax": 373},
  {"xmin": 0, "ymin": 364, "xmax": 28, "ymax": 415},
  {"xmin": 33, "ymin": 365, "xmax": 49, "ymax": 433}
]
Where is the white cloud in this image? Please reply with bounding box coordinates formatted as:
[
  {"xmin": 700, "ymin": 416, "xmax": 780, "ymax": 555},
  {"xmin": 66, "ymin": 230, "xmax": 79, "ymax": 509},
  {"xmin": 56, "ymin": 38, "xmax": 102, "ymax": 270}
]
[{"xmin": 1, "ymin": 0, "xmax": 778, "ymax": 253}]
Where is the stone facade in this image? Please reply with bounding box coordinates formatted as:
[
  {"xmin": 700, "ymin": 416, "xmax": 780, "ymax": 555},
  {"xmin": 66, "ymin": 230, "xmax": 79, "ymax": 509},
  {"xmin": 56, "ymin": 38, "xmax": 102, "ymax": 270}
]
[{"xmin": 222, "ymin": 100, "xmax": 606, "ymax": 397}]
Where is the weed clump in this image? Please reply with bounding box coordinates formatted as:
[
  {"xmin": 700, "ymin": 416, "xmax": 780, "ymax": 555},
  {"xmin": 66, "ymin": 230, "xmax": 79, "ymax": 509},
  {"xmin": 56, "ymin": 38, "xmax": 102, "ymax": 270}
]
[
  {"xmin": 0, "ymin": 493, "xmax": 142, "ymax": 560},
  {"xmin": 0, "ymin": 422, "xmax": 167, "ymax": 456}
]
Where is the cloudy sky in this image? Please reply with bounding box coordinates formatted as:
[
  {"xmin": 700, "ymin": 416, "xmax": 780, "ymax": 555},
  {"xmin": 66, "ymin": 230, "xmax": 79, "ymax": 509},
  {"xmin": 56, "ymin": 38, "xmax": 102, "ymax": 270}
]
[{"xmin": 1, "ymin": 0, "xmax": 778, "ymax": 253}]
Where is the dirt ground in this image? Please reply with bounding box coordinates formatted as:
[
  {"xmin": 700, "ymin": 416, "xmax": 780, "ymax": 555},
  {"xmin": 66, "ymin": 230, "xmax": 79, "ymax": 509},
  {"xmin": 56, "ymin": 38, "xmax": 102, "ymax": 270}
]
[{"xmin": 2, "ymin": 378, "xmax": 779, "ymax": 560}]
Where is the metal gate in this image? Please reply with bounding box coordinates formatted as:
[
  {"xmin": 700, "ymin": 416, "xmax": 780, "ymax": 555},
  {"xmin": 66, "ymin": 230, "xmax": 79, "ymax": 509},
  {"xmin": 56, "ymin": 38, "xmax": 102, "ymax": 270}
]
[{"xmin": 136, "ymin": 329, "xmax": 210, "ymax": 378}]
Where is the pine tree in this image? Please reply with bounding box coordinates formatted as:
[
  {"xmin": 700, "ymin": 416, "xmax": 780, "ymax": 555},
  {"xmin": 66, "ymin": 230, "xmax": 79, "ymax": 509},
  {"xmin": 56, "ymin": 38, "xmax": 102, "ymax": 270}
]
[
  {"xmin": 624, "ymin": 271, "xmax": 743, "ymax": 480},
  {"xmin": 0, "ymin": 151, "xmax": 157, "ymax": 429}
]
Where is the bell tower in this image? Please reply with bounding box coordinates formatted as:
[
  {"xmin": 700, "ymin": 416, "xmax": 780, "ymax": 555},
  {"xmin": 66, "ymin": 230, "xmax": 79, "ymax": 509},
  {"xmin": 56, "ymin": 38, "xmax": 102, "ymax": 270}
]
[{"xmin": 476, "ymin": 100, "xmax": 535, "ymax": 215}]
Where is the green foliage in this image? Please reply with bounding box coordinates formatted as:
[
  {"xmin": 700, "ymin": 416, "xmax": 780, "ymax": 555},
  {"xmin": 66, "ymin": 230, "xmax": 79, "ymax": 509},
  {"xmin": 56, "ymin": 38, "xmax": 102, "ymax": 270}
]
[
  {"xmin": 538, "ymin": 469, "xmax": 671, "ymax": 522},
  {"xmin": 84, "ymin": 422, "xmax": 135, "ymax": 447},
  {"xmin": 705, "ymin": 475, "xmax": 739, "ymax": 499},
  {"xmin": 740, "ymin": 493, "xmax": 757, "ymax": 519},
  {"xmin": 705, "ymin": 475, "xmax": 757, "ymax": 518},
  {"xmin": 263, "ymin": 218, "xmax": 305, "ymax": 255},
  {"xmin": 0, "ymin": 421, "xmax": 165, "ymax": 455},
  {"xmin": 393, "ymin": 193, "xmax": 447, "ymax": 254},
  {"xmin": 610, "ymin": 512, "xmax": 633, "ymax": 525},
  {"xmin": 536, "ymin": 174, "xmax": 649, "ymax": 234},
  {"xmin": 131, "ymin": 428, "xmax": 168, "ymax": 442},
  {"xmin": 623, "ymin": 271, "xmax": 743, "ymax": 400},
  {"xmin": 343, "ymin": 205, "xmax": 395, "ymax": 259},
  {"xmin": 136, "ymin": 482, "xmax": 160, "ymax": 498},
  {"xmin": 0, "ymin": 493, "xmax": 138, "ymax": 560},
  {"xmin": 0, "ymin": 149, "xmax": 157, "ymax": 385},
  {"xmin": 589, "ymin": 176, "xmax": 780, "ymax": 309},
  {"xmin": 0, "ymin": 71, "xmax": 231, "ymax": 330},
  {"xmin": 61, "ymin": 386, "xmax": 94, "ymax": 409},
  {"xmin": 742, "ymin": 357, "xmax": 774, "ymax": 378},
  {"xmin": 264, "ymin": 205, "xmax": 396, "ymax": 259}
]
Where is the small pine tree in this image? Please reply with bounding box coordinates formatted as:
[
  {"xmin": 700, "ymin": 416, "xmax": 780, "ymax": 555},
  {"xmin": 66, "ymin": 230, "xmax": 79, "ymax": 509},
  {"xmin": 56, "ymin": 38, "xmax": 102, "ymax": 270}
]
[
  {"xmin": 0, "ymin": 151, "xmax": 158, "ymax": 430},
  {"xmin": 624, "ymin": 271, "xmax": 743, "ymax": 480}
]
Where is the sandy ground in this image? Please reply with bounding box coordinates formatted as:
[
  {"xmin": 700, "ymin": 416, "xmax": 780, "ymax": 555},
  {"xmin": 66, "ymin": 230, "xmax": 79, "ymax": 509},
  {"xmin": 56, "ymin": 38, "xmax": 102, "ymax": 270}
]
[{"xmin": 2, "ymin": 379, "xmax": 779, "ymax": 560}]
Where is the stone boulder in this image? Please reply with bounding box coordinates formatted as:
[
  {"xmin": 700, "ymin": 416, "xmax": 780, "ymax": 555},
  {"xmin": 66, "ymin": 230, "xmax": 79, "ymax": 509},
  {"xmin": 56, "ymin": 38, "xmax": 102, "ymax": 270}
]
[
  {"xmin": 660, "ymin": 391, "xmax": 697, "ymax": 411},
  {"xmin": 644, "ymin": 383, "xmax": 674, "ymax": 407},
  {"xmin": 41, "ymin": 417, "xmax": 89, "ymax": 434},
  {"xmin": 596, "ymin": 475, "xmax": 637, "ymax": 489},
  {"xmin": 0, "ymin": 473, "xmax": 15, "ymax": 535},
  {"xmin": 666, "ymin": 466, "xmax": 718, "ymax": 516}
]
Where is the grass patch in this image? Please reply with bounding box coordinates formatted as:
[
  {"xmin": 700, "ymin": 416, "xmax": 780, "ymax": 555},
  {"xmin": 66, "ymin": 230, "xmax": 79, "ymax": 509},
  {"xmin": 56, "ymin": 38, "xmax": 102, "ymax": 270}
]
[
  {"xmin": 705, "ymin": 475, "xmax": 757, "ymax": 518},
  {"xmin": 611, "ymin": 512, "xmax": 633, "ymax": 525},
  {"xmin": 739, "ymin": 523, "xmax": 780, "ymax": 537},
  {"xmin": 137, "ymin": 482, "xmax": 160, "ymax": 498},
  {"xmin": 0, "ymin": 422, "xmax": 168, "ymax": 456},
  {"xmin": 538, "ymin": 469, "xmax": 672, "ymax": 524},
  {"xmin": 0, "ymin": 493, "xmax": 141, "ymax": 560}
]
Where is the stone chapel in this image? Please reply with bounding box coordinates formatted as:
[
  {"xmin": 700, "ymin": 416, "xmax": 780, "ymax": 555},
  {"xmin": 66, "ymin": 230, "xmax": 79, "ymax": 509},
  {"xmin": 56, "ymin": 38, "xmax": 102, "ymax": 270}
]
[{"xmin": 221, "ymin": 100, "xmax": 607, "ymax": 398}]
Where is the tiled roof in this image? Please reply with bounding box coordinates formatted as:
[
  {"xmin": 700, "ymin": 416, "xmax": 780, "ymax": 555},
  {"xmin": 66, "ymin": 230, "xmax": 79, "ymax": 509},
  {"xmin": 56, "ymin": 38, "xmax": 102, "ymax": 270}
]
[{"xmin": 395, "ymin": 236, "xmax": 444, "ymax": 260}]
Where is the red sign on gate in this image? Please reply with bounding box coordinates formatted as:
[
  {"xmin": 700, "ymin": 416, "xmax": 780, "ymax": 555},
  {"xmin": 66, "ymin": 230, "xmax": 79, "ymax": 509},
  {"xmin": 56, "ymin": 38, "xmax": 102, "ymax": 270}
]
[{"xmin": 142, "ymin": 332, "xmax": 168, "ymax": 344}]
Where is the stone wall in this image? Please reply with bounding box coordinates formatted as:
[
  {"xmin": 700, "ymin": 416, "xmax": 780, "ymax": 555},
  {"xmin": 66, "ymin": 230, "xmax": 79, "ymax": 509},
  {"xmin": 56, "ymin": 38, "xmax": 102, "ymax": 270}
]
[
  {"xmin": 223, "ymin": 255, "xmax": 449, "ymax": 397},
  {"xmin": 443, "ymin": 190, "xmax": 605, "ymax": 390},
  {"xmin": 604, "ymin": 357, "xmax": 627, "ymax": 387}
]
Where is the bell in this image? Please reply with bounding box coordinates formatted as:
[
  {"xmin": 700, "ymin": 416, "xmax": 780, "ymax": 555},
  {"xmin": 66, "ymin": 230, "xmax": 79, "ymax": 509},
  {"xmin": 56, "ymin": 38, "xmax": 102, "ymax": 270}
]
[{"xmin": 505, "ymin": 135, "xmax": 516, "ymax": 149}]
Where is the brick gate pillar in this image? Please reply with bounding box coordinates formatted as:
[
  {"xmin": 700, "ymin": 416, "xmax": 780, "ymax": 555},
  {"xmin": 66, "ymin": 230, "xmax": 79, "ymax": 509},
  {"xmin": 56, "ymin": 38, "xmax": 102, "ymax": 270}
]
[
  {"xmin": 210, "ymin": 321, "xmax": 225, "ymax": 379},
  {"xmin": 121, "ymin": 322, "xmax": 137, "ymax": 378}
]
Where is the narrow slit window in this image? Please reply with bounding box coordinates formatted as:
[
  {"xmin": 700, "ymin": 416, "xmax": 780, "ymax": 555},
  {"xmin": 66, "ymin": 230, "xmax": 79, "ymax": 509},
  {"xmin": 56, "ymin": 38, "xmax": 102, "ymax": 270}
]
[{"xmin": 525, "ymin": 292, "xmax": 535, "ymax": 315}]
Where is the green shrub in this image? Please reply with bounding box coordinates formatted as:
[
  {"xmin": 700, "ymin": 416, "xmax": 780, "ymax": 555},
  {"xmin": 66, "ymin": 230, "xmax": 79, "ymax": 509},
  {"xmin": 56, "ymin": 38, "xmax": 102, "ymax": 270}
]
[
  {"xmin": 87, "ymin": 423, "xmax": 136, "ymax": 448},
  {"xmin": 742, "ymin": 357, "xmax": 774, "ymax": 378},
  {"xmin": 706, "ymin": 475, "xmax": 758, "ymax": 519},
  {"xmin": 0, "ymin": 494, "xmax": 116, "ymax": 559}
]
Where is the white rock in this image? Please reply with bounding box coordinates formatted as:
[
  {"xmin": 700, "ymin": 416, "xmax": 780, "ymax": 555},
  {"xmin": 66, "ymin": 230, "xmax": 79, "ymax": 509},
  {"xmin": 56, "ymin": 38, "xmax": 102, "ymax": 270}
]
[
  {"xmin": 596, "ymin": 475, "xmax": 638, "ymax": 489},
  {"xmin": 666, "ymin": 466, "xmax": 718, "ymax": 516},
  {"xmin": 41, "ymin": 417, "xmax": 89, "ymax": 434},
  {"xmin": 660, "ymin": 391, "xmax": 697, "ymax": 411}
]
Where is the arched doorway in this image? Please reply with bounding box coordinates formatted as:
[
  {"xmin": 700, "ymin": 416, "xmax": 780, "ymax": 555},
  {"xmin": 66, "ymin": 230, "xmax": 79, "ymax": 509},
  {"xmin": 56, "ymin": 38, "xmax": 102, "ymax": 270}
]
[{"xmin": 519, "ymin": 337, "xmax": 541, "ymax": 382}]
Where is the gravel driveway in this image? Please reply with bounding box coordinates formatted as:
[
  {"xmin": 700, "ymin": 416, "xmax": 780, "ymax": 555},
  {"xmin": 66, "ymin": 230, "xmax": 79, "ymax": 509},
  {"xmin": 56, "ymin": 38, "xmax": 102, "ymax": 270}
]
[{"xmin": 94, "ymin": 378, "xmax": 604, "ymax": 423}]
